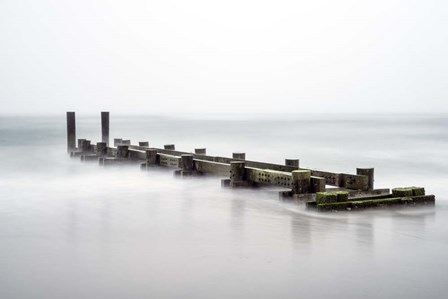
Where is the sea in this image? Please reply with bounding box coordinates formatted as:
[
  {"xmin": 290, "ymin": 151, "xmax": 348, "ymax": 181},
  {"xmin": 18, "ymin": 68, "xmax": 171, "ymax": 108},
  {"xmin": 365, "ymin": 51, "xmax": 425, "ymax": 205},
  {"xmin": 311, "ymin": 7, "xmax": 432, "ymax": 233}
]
[{"xmin": 0, "ymin": 114, "xmax": 447, "ymax": 299}]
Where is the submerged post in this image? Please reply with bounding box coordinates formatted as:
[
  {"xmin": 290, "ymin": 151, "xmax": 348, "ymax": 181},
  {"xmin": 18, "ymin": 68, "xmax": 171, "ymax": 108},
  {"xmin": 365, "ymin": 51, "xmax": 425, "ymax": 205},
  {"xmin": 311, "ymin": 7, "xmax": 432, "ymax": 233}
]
[
  {"xmin": 285, "ymin": 159, "xmax": 300, "ymax": 169},
  {"xmin": 357, "ymin": 168, "xmax": 374, "ymax": 190},
  {"xmin": 66, "ymin": 112, "xmax": 76, "ymax": 153},
  {"xmin": 292, "ymin": 170, "xmax": 311, "ymax": 194},
  {"xmin": 101, "ymin": 112, "xmax": 109, "ymax": 146}
]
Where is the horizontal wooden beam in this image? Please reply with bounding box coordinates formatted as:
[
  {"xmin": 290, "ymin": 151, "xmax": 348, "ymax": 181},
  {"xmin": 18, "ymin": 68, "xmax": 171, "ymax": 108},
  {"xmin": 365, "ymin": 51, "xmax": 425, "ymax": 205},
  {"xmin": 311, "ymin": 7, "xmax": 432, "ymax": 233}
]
[
  {"xmin": 158, "ymin": 153, "xmax": 181, "ymax": 168},
  {"xmin": 194, "ymin": 159, "xmax": 230, "ymax": 176},
  {"xmin": 111, "ymin": 143, "xmax": 371, "ymax": 190}
]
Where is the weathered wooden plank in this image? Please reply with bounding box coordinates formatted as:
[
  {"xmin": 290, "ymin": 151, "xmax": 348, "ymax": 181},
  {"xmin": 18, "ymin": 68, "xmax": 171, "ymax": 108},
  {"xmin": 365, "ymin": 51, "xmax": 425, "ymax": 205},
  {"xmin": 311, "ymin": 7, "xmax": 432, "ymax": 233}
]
[
  {"xmin": 245, "ymin": 167, "xmax": 293, "ymax": 188},
  {"xmin": 340, "ymin": 173, "xmax": 369, "ymax": 191},
  {"xmin": 126, "ymin": 143, "xmax": 366, "ymax": 190},
  {"xmin": 128, "ymin": 149, "xmax": 146, "ymax": 160},
  {"xmin": 309, "ymin": 170, "xmax": 340, "ymax": 187},
  {"xmin": 194, "ymin": 159, "xmax": 230, "ymax": 176},
  {"xmin": 158, "ymin": 154, "xmax": 181, "ymax": 168}
]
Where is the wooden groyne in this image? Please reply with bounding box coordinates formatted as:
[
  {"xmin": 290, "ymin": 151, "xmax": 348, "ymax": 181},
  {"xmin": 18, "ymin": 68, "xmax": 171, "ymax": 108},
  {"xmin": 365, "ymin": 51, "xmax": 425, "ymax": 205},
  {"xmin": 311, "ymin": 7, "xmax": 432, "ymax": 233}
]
[{"xmin": 67, "ymin": 112, "xmax": 435, "ymax": 212}]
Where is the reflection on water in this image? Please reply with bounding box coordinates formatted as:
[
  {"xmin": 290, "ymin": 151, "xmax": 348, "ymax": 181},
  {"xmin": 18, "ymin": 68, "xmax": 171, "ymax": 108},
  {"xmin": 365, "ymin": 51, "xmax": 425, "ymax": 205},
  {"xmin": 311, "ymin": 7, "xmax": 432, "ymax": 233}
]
[{"xmin": 0, "ymin": 115, "xmax": 447, "ymax": 299}]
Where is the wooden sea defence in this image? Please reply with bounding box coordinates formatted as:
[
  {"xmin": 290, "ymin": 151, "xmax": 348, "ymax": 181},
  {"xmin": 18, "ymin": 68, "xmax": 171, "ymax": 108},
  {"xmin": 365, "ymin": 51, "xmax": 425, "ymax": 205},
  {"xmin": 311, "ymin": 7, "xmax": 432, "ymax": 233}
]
[{"xmin": 67, "ymin": 112, "xmax": 436, "ymax": 212}]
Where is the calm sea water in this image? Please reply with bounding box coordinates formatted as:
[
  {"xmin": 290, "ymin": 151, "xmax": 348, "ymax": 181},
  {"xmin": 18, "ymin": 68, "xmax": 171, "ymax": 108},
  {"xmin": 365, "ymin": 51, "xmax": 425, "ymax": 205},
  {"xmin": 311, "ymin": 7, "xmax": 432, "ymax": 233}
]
[{"xmin": 0, "ymin": 114, "xmax": 447, "ymax": 299}]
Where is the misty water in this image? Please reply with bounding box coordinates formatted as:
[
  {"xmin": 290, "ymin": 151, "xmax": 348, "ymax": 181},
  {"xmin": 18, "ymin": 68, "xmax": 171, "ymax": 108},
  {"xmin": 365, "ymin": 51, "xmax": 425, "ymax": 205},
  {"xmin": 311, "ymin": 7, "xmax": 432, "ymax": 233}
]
[{"xmin": 0, "ymin": 114, "xmax": 447, "ymax": 299}]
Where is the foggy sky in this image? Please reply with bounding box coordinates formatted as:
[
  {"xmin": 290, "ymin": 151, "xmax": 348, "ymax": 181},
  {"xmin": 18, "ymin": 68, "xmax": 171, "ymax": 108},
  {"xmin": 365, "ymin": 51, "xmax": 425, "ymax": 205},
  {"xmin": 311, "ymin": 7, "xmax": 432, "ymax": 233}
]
[{"xmin": 1, "ymin": 0, "xmax": 447, "ymax": 115}]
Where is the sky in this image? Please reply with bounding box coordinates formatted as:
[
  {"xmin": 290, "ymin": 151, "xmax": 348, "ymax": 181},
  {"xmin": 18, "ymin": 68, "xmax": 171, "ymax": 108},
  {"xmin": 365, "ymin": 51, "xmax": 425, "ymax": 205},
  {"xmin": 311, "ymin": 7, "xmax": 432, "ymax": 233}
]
[{"xmin": 0, "ymin": 0, "xmax": 447, "ymax": 115}]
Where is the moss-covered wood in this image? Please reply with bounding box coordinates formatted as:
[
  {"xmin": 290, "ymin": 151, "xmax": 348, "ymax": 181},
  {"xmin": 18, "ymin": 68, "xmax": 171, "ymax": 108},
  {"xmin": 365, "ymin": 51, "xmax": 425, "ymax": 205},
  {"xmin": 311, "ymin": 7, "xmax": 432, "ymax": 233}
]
[
  {"xmin": 392, "ymin": 187, "xmax": 413, "ymax": 197},
  {"xmin": 392, "ymin": 187, "xmax": 425, "ymax": 197},
  {"xmin": 411, "ymin": 187, "xmax": 425, "ymax": 196},
  {"xmin": 313, "ymin": 195, "xmax": 435, "ymax": 211},
  {"xmin": 335, "ymin": 191, "xmax": 349, "ymax": 202},
  {"xmin": 316, "ymin": 192, "xmax": 338, "ymax": 204}
]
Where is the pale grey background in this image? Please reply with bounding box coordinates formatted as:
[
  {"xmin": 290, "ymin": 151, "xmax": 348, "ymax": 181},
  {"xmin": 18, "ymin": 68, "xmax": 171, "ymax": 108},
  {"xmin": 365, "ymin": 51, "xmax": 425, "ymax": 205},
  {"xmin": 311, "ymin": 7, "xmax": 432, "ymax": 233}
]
[{"xmin": 1, "ymin": 0, "xmax": 447, "ymax": 115}]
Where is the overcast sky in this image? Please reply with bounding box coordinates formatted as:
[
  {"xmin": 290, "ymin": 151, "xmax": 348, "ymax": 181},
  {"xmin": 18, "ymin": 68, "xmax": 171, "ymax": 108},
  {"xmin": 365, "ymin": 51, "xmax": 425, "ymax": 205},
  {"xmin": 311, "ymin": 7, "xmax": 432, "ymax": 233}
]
[{"xmin": 0, "ymin": 0, "xmax": 447, "ymax": 115}]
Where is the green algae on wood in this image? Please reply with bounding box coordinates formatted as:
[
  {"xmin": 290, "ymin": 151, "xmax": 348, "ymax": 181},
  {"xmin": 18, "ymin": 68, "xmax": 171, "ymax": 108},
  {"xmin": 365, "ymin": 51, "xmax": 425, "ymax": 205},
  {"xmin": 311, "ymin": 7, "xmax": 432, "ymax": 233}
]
[
  {"xmin": 392, "ymin": 187, "xmax": 414, "ymax": 197},
  {"xmin": 392, "ymin": 187, "xmax": 425, "ymax": 197},
  {"xmin": 411, "ymin": 187, "xmax": 425, "ymax": 196},
  {"xmin": 316, "ymin": 192, "xmax": 338, "ymax": 204},
  {"xmin": 335, "ymin": 191, "xmax": 349, "ymax": 202}
]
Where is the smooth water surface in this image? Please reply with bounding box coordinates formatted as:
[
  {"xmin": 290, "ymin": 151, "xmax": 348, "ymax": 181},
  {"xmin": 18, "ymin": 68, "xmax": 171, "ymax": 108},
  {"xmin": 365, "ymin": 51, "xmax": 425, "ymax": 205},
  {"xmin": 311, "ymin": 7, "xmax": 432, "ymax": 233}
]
[{"xmin": 0, "ymin": 114, "xmax": 447, "ymax": 299}]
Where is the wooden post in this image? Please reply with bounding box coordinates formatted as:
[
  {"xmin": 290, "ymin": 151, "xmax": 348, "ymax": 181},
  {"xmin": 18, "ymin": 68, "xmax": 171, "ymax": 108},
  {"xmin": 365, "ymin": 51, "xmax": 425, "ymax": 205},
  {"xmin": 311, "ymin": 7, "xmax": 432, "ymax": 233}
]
[
  {"xmin": 164, "ymin": 144, "xmax": 175, "ymax": 150},
  {"xmin": 285, "ymin": 159, "xmax": 300, "ymax": 169},
  {"xmin": 232, "ymin": 152, "xmax": 246, "ymax": 160},
  {"xmin": 292, "ymin": 170, "xmax": 311, "ymax": 194},
  {"xmin": 311, "ymin": 177, "xmax": 326, "ymax": 192},
  {"xmin": 181, "ymin": 154, "xmax": 194, "ymax": 174},
  {"xmin": 77, "ymin": 138, "xmax": 85, "ymax": 150},
  {"xmin": 66, "ymin": 112, "xmax": 76, "ymax": 153},
  {"xmin": 81, "ymin": 140, "xmax": 91, "ymax": 152},
  {"xmin": 357, "ymin": 168, "xmax": 374, "ymax": 190},
  {"xmin": 96, "ymin": 142, "xmax": 107, "ymax": 156},
  {"xmin": 101, "ymin": 111, "xmax": 109, "ymax": 146},
  {"xmin": 146, "ymin": 149, "xmax": 158, "ymax": 165},
  {"xmin": 195, "ymin": 148, "xmax": 206, "ymax": 155},
  {"xmin": 114, "ymin": 138, "xmax": 122, "ymax": 146},
  {"xmin": 139, "ymin": 141, "xmax": 149, "ymax": 147},
  {"xmin": 230, "ymin": 161, "xmax": 245, "ymax": 186},
  {"xmin": 117, "ymin": 145, "xmax": 129, "ymax": 159}
]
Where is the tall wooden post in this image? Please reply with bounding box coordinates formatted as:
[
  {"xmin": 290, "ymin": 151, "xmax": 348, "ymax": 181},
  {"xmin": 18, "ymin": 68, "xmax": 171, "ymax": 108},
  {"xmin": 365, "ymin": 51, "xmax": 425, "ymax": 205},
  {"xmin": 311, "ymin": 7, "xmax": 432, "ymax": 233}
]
[
  {"xmin": 357, "ymin": 168, "xmax": 374, "ymax": 190},
  {"xmin": 101, "ymin": 112, "xmax": 109, "ymax": 146},
  {"xmin": 66, "ymin": 112, "xmax": 76, "ymax": 153}
]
